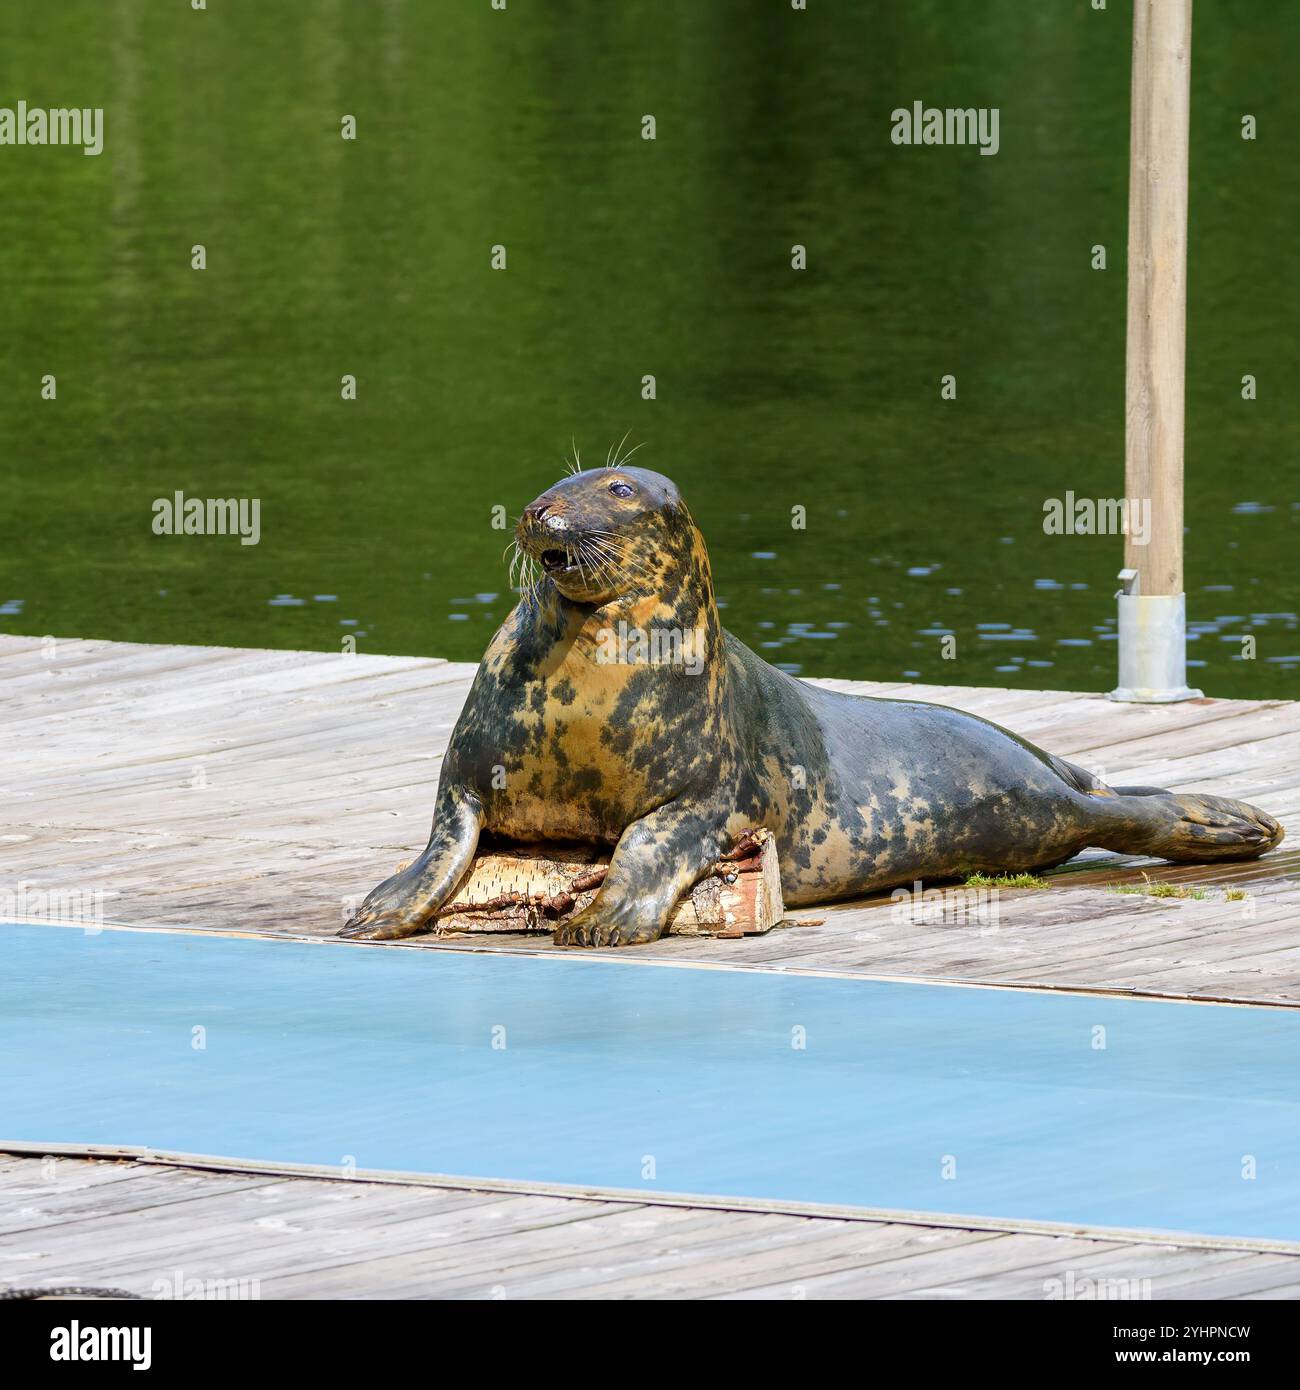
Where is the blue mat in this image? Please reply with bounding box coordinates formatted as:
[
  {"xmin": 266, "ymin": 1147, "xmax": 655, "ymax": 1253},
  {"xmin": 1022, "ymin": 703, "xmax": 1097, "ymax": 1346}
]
[{"xmin": 3, "ymin": 921, "xmax": 1298, "ymax": 1243}]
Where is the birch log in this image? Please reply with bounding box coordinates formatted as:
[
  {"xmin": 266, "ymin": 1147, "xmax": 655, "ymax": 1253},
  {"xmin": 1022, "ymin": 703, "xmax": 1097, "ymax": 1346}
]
[{"xmin": 427, "ymin": 828, "xmax": 785, "ymax": 938}]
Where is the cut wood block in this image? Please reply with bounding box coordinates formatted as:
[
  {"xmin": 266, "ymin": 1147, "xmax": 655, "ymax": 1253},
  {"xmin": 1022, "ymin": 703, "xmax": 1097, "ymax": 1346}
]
[{"xmin": 431, "ymin": 829, "xmax": 784, "ymax": 938}]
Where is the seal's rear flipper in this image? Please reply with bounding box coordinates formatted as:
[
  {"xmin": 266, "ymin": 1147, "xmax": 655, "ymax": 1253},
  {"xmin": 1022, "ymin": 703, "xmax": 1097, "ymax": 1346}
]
[{"xmin": 1091, "ymin": 791, "xmax": 1284, "ymax": 862}]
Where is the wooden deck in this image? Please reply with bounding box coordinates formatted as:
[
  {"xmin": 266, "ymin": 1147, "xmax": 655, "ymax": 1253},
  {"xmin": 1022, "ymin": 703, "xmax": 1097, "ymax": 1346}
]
[
  {"xmin": 3, "ymin": 632, "xmax": 1298, "ymax": 1299},
  {"xmin": 5, "ymin": 1155, "xmax": 1300, "ymax": 1301}
]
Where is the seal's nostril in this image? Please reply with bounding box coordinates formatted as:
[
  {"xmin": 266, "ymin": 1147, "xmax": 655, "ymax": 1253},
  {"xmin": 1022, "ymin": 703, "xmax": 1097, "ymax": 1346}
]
[{"xmin": 525, "ymin": 500, "xmax": 552, "ymax": 522}]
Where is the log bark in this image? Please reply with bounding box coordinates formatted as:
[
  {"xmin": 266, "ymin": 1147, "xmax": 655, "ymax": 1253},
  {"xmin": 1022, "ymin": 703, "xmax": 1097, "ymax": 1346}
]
[{"xmin": 427, "ymin": 828, "xmax": 784, "ymax": 938}]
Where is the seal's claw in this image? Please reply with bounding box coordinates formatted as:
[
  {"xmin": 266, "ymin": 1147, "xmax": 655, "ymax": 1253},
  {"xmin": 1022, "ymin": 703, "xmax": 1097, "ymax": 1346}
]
[
  {"xmin": 553, "ymin": 906, "xmax": 664, "ymax": 949},
  {"xmin": 610, "ymin": 922, "xmax": 663, "ymax": 947}
]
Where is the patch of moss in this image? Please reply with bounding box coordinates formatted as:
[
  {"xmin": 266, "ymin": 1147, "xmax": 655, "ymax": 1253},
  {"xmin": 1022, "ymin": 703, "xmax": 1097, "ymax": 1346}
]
[
  {"xmin": 1108, "ymin": 873, "xmax": 1209, "ymax": 901},
  {"xmin": 962, "ymin": 872, "xmax": 1050, "ymax": 890}
]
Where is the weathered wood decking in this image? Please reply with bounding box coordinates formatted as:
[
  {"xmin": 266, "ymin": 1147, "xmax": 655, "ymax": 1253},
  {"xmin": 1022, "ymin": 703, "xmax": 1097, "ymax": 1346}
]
[
  {"xmin": 5, "ymin": 633, "xmax": 1297, "ymax": 999},
  {"xmin": 6, "ymin": 1155, "xmax": 1300, "ymax": 1301},
  {"xmin": 2, "ymin": 633, "xmax": 1298, "ymax": 1299}
]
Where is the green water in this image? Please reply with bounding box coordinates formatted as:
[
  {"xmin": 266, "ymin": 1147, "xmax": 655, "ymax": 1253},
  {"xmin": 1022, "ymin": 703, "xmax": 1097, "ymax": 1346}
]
[{"xmin": 1, "ymin": 0, "xmax": 1296, "ymax": 696}]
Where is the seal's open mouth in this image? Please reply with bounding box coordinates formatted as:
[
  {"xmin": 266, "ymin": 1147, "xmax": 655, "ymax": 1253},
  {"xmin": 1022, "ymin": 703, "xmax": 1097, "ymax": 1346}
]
[{"xmin": 540, "ymin": 548, "xmax": 569, "ymax": 574}]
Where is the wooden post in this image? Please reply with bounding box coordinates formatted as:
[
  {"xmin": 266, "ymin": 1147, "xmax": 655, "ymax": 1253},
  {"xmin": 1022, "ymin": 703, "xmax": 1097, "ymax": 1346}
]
[{"xmin": 1110, "ymin": 0, "xmax": 1202, "ymax": 702}]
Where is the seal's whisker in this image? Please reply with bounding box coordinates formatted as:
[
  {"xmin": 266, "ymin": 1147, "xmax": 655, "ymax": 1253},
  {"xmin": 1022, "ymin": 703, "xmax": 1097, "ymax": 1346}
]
[
  {"xmin": 583, "ymin": 526, "xmax": 640, "ymax": 556},
  {"xmin": 584, "ymin": 537, "xmax": 626, "ymax": 571},
  {"xmin": 583, "ymin": 533, "xmax": 622, "ymax": 560},
  {"xmin": 573, "ymin": 544, "xmax": 596, "ymax": 591},
  {"xmin": 613, "ymin": 436, "xmax": 646, "ymax": 470},
  {"xmin": 516, "ymin": 551, "xmax": 543, "ymax": 609},
  {"xmin": 583, "ymin": 531, "xmax": 651, "ymax": 581},
  {"xmin": 606, "ymin": 429, "xmax": 631, "ymax": 470},
  {"xmin": 576, "ymin": 532, "xmax": 625, "ymax": 587},
  {"xmin": 506, "ymin": 538, "xmax": 544, "ymax": 608},
  {"xmin": 580, "ymin": 538, "xmax": 620, "ymax": 591}
]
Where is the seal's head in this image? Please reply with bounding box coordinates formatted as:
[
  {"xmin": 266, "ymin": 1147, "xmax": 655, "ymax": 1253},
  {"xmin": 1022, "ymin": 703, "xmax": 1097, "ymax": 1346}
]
[{"xmin": 516, "ymin": 465, "xmax": 696, "ymax": 605}]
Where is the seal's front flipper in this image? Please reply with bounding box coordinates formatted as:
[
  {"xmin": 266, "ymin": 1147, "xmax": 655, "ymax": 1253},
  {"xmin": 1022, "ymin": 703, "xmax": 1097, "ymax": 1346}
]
[
  {"xmin": 555, "ymin": 803, "xmax": 725, "ymax": 948},
  {"xmin": 340, "ymin": 787, "xmax": 482, "ymax": 940}
]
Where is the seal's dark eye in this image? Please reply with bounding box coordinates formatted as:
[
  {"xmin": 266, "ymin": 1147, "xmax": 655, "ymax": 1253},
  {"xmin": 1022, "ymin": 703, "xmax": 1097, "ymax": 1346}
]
[{"xmin": 609, "ymin": 481, "xmax": 635, "ymax": 499}]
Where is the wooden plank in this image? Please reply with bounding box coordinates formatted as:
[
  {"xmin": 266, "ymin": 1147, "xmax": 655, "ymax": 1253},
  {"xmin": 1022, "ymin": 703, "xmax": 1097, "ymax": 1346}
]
[
  {"xmin": 488, "ymin": 1223, "xmax": 1006, "ymax": 1302},
  {"xmin": 1, "ymin": 1169, "xmax": 287, "ymax": 1235},
  {"xmin": 266, "ymin": 1206, "xmax": 808, "ymax": 1299},
  {"xmin": 712, "ymin": 1231, "xmax": 1126, "ymax": 1300},
  {"xmin": 887, "ymin": 1246, "xmax": 1275, "ymax": 1301}
]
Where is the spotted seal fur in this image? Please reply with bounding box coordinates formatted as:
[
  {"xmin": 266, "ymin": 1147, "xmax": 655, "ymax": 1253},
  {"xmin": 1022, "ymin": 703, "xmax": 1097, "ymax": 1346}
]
[{"xmin": 341, "ymin": 465, "xmax": 1283, "ymax": 946}]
